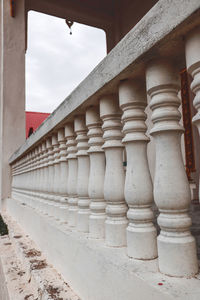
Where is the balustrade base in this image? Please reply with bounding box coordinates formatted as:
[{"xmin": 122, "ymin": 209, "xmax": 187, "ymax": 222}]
[{"xmin": 3, "ymin": 197, "xmax": 200, "ymax": 300}]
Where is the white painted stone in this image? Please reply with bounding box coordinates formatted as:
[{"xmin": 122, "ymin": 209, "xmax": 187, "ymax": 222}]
[
  {"xmin": 100, "ymin": 95, "xmax": 128, "ymax": 247},
  {"xmin": 52, "ymin": 133, "xmax": 61, "ymax": 219},
  {"xmin": 44, "ymin": 138, "xmax": 54, "ymax": 215},
  {"xmin": 65, "ymin": 123, "xmax": 78, "ymax": 227},
  {"xmin": 119, "ymin": 79, "xmax": 157, "ymax": 259},
  {"xmin": 46, "ymin": 137, "xmax": 55, "ymax": 216},
  {"xmin": 40, "ymin": 139, "xmax": 49, "ymax": 214},
  {"xmin": 146, "ymin": 59, "xmax": 198, "ymax": 277},
  {"xmin": 33, "ymin": 146, "xmax": 41, "ymax": 210},
  {"xmin": 75, "ymin": 116, "xmax": 90, "ymax": 232},
  {"xmin": 57, "ymin": 128, "xmax": 68, "ymax": 223},
  {"xmin": 86, "ymin": 107, "xmax": 106, "ymax": 239},
  {"xmin": 37, "ymin": 142, "xmax": 46, "ymax": 212}
]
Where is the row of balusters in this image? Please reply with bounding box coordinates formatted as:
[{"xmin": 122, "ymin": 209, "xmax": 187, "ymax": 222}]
[{"xmin": 11, "ymin": 27, "xmax": 200, "ymax": 278}]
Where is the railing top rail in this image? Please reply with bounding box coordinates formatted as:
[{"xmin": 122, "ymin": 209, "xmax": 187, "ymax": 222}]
[{"xmin": 9, "ymin": 0, "xmax": 200, "ymax": 164}]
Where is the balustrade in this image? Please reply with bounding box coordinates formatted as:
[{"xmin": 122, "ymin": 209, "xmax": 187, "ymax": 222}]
[{"xmin": 9, "ymin": 12, "xmax": 200, "ymax": 283}]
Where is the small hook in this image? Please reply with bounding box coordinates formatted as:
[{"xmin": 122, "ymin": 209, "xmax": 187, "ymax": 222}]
[{"xmin": 65, "ymin": 20, "xmax": 74, "ymax": 35}]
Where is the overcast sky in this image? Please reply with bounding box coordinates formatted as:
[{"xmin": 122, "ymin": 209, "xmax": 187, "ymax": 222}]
[{"xmin": 26, "ymin": 11, "xmax": 106, "ymax": 113}]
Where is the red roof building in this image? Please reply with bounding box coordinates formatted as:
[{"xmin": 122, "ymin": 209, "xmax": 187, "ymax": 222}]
[{"xmin": 26, "ymin": 111, "xmax": 50, "ymax": 138}]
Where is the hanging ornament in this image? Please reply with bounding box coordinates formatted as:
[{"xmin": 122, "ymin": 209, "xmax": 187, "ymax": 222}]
[{"xmin": 65, "ymin": 20, "xmax": 74, "ymax": 35}]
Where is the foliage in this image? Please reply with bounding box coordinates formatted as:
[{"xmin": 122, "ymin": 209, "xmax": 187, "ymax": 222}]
[{"xmin": 0, "ymin": 214, "xmax": 8, "ymax": 236}]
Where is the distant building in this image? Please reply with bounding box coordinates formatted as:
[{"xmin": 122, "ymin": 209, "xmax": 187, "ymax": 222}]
[{"xmin": 26, "ymin": 111, "xmax": 50, "ymax": 138}]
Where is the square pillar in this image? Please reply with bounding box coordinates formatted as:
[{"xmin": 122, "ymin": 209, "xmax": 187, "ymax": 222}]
[{"xmin": 0, "ymin": 0, "xmax": 26, "ymax": 208}]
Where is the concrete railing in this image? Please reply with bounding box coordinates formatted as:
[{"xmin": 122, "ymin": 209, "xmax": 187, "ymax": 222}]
[{"xmin": 8, "ymin": 0, "xmax": 200, "ymax": 286}]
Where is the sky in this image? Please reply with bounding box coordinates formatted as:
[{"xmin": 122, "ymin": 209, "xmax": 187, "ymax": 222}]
[{"xmin": 26, "ymin": 11, "xmax": 107, "ymax": 113}]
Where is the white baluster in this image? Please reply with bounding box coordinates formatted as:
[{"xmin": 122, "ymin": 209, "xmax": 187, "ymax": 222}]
[
  {"xmin": 100, "ymin": 95, "xmax": 128, "ymax": 247},
  {"xmin": 58, "ymin": 128, "xmax": 68, "ymax": 223},
  {"xmin": 40, "ymin": 140, "xmax": 49, "ymax": 214},
  {"xmin": 52, "ymin": 133, "xmax": 61, "ymax": 219},
  {"xmin": 45, "ymin": 138, "xmax": 54, "ymax": 215},
  {"xmin": 38, "ymin": 142, "xmax": 46, "ymax": 212},
  {"xmin": 75, "ymin": 115, "xmax": 90, "ymax": 232},
  {"xmin": 29, "ymin": 150, "xmax": 36, "ymax": 207},
  {"xmin": 119, "ymin": 79, "xmax": 157, "ymax": 259},
  {"xmin": 86, "ymin": 107, "xmax": 106, "ymax": 239},
  {"xmin": 47, "ymin": 137, "xmax": 55, "ymax": 216},
  {"xmin": 33, "ymin": 147, "xmax": 40, "ymax": 209},
  {"xmin": 146, "ymin": 59, "xmax": 198, "ymax": 277},
  {"xmin": 65, "ymin": 123, "xmax": 78, "ymax": 227}
]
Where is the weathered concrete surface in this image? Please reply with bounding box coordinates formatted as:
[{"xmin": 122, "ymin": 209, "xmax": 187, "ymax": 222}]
[
  {"xmin": 0, "ymin": 235, "xmax": 38, "ymax": 300},
  {"xmin": 4, "ymin": 198, "xmax": 200, "ymax": 300},
  {"xmin": 0, "ymin": 214, "xmax": 81, "ymax": 300},
  {"xmin": 9, "ymin": 0, "xmax": 200, "ymax": 164}
]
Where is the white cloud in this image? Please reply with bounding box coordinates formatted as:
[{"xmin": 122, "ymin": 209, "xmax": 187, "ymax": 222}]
[{"xmin": 26, "ymin": 11, "xmax": 106, "ymax": 113}]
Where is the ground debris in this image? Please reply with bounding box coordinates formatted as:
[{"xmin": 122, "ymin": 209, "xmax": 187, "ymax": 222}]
[
  {"xmin": 46, "ymin": 285, "xmax": 63, "ymax": 300},
  {"xmin": 30, "ymin": 259, "xmax": 47, "ymax": 270},
  {"xmin": 17, "ymin": 270, "xmax": 25, "ymax": 276},
  {"xmin": 25, "ymin": 248, "xmax": 41, "ymax": 257},
  {"xmin": 13, "ymin": 235, "xmax": 22, "ymax": 239},
  {"xmin": 24, "ymin": 294, "xmax": 34, "ymax": 300}
]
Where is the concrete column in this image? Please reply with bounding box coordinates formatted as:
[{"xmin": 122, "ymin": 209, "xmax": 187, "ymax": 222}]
[
  {"xmin": 119, "ymin": 79, "xmax": 157, "ymax": 260},
  {"xmin": 185, "ymin": 27, "xmax": 200, "ymax": 203},
  {"xmin": 65, "ymin": 123, "xmax": 78, "ymax": 227},
  {"xmin": 86, "ymin": 106, "xmax": 106, "ymax": 239},
  {"xmin": 75, "ymin": 115, "xmax": 90, "ymax": 232},
  {"xmin": 0, "ymin": 0, "xmax": 26, "ymax": 208},
  {"xmin": 100, "ymin": 95, "xmax": 128, "ymax": 247},
  {"xmin": 146, "ymin": 59, "xmax": 198, "ymax": 277}
]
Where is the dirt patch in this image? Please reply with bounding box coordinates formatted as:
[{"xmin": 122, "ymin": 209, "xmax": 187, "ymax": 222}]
[
  {"xmin": 25, "ymin": 249, "xmax": 41, "ymax": 257},
  {"xmin": 24, "ymin": 294, "xmax": 34, "ymax": 300},
  {"xmin": 46, "ymin": 285, "xmax": 63, "ymax": 300},
  {"xmin": 30, "ymin": 259, "xmax": 47, "ymax": 270},
  {"xmin": 4, "ymin": 242, "xmax": 11, "ymax": 246},
  {"xmin": 13, "ymin": 235, "xmax": 22, "ymax": 239},
  {"xmin": 17, "ymin": 271, "xmax": 25, "ymax": 276}
]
